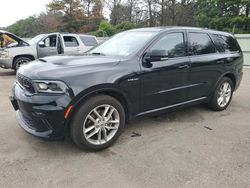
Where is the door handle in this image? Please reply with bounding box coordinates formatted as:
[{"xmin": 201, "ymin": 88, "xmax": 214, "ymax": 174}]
[{"xmin": 178, "ymin": 64, "xmax": 189, "ymax": 69}]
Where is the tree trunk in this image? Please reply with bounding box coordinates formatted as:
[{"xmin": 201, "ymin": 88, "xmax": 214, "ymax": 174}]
[
  {"xmin": 147, "ymin": 0, "xmax": 153, "ymax": 27},
  {"xmin": 160, "ymin": 0, "xmax": 164, "ymax": 25}
]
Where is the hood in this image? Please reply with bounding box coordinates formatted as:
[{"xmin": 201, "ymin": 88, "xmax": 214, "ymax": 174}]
[
  {"xmin": 17, "ymin": 55, "xmax": 122, "ymax": 79},
  {"xmin": 0, "ymin": 30, "xmax": 29, "ymax": 48}
]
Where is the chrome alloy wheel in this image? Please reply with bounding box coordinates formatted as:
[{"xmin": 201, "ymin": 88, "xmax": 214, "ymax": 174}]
[
  {"xmin": 83, "ymin": 104, "xmax": 120, "ymax": 145},
  {"xmin": 217, "ymin": 82, "xmax": 232, "ymax": 108}
]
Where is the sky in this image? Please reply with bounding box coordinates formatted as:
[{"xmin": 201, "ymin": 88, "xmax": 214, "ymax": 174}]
[{"xmin": 0, "ymin": 0, "xmax": 52, "ymax": 27}]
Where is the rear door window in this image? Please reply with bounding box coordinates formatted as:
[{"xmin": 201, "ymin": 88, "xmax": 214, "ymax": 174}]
[
  {"xmin": 80, "ymin": 36, "xmax": 98, "ymax": 47},
  {"xmin": 188, "ymin": 32, "xmax": 216, "ymax": 55},
  {"xmin": 63, "ymin": 36, "xmax": 79, "ymax": 47}
]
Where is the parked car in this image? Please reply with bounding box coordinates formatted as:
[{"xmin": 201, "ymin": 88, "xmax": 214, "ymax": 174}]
[
  {"xmin": 0, "ymin": 30, "xmax": 98, "ymax": 70},
  {"xmin": 10, "ymin": 27, "xmax": 243, "ymax": 151}
]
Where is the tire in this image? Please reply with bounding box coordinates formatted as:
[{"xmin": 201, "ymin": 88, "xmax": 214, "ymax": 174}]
[
  {"xmin": 13, "ymin": 56, "xmax": 32, "ymax": 71},
  {"xmin": 70, "ymin": 95, "xmax": 125, "ymax": 151},
  {"xmin": 208, "ymin": 77, "xmax": 234, "ymax": 111}
]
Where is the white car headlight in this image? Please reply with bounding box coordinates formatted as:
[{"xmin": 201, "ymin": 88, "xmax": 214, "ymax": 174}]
[
  {"xmin": 0, "ymin": 50, "xmax": 9, "ymax": 58},
  {"xmin": 34, "ymin": 80, "xmax": 69, "ymax": 94}
]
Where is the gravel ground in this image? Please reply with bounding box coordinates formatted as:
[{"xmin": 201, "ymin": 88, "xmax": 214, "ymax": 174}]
[{"xmin": 0, "ymin": 68, "xmax": 250, "ymax": 188}]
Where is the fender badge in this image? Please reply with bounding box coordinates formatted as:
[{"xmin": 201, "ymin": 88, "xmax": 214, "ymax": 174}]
[{"xmin": 127, "ymin": 78, "xmax": 139, "ymax": 82}]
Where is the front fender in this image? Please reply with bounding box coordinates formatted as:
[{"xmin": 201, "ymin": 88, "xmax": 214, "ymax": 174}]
[{"xmin": 64, "ymin": 84, "xmax": 133, "ymax": 126}]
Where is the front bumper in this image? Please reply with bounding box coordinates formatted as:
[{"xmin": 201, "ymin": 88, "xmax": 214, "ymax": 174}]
[
  {"xmin": 0, "ymin": 57, "xmax": 12, "ymax": 69},
  {"xmin": 10, "ymin": 83, "xmax": 72, "ymax": 140}
]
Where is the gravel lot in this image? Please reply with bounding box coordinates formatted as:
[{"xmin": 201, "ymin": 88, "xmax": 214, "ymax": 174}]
[{"xmin": 0, "ymin": 68, "xmax": 250, "ymax": 188}]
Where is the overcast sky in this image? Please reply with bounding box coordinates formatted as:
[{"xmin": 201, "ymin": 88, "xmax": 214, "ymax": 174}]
[{"xmin": 0, "ymin": 0, "xmax": 52, "ymax": 27}]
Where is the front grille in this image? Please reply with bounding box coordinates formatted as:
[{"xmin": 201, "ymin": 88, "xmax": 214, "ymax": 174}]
[
  {"xmin": 19, "ymin": 111, "xmax": 52, "ymax": 132},
  {"xmin": 21, "ymin": 114, "xmax": 36, "ymax": 130},
  {"xmin": 17, "ymin": 74, "xmax": 36, "ymax": 94}
]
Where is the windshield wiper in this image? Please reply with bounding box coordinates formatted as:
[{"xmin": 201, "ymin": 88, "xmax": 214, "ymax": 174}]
[{"xmin": 91, "ymin": 52, "xmax": 106, "ymax": 56}]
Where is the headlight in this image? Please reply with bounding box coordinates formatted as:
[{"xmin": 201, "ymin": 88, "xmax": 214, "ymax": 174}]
[
  {"xmin": 0, "ymin": 50, "xmax": 9, "ymax": 58},
  {"xmin": 33, "ymin": 80, "xmax": 69, "ymax": 94}
]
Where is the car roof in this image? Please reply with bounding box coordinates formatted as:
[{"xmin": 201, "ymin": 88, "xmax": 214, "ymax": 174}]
[
  {"xmin": 40, "ymin": 32, "xmax": 96, "ymax": 38},
  {"xmin": 128, "ymin": 27, "xmax": 234, "ymax": 37}
]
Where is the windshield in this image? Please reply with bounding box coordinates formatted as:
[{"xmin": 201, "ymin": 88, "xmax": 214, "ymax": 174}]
[
  {"xmin": 89, "ymin": 31, "xmax": 157, "ymax": 56},
  {"xmin": 28, "ymin": 34, "xmax": 46, "ymax": 45}
]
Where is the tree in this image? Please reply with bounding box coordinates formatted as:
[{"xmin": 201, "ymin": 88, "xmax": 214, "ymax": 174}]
[
  {"xmin": 38, "ymin": 12, "xmax": 64, "ymax": 33},
  {"xmin": 47, "ymin": 0, "xmax": 85, "ymax": 32},
  {"xmin": 195, "ymin": 0, "xmax": 250, "ymax": 33},
  {"xmin": 105, "ymin": 0, "xmax": 122, "ymax": 25},
  {"xmin": 144, "ymin": 0, "xmax": 156, "ymax": 26},
  {"xmin": 82, "ymin": 0, "xmax": 94, "ymax": 17},
  {"xmin": 47, "ymin": 0, "xmax": 104, "ymax": 33}
]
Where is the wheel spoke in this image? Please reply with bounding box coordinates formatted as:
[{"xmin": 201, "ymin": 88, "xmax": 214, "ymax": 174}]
[
  {"xmin": 87, "ymin": 115, "xmax": 97, "ymax": 123},
  {"xmin": 98, "ymin": 129, "xmax": 102, "ymax": 143},
  {"xmin": 223, "ymin": 83, "xmax": 228, "ymax": 93},
  {"xmin": 105, "ymin": 125, "xmax": 118, "ymax": 130},
  {"xmin": 218, "ymin": 97, "xmax": 223, "ymax": 105},
  {"xmin": 107, "ymin": 119, "xmax": 119, "ymax": 124},
  {"xmin": 87, "ymin": 129, "xmax": 99, "ymax": 139},
  {"xmin": 103, "ymin": 105, "xmax": 110, "ymax": 117},
  {"xmin": 103, "ymin": 128, "xmax": 107, "ymax": 141},
  {"xmin": 223, "ymin": 97, "xmax": 227, "ymax": 105},
  {"xmin": 84, "ymin": 125, "xmax": 95, "ymax": 134},
  {"xmin": 225, "ymin": 92, "xmax": 231, "ymax": 97},
  {"xmin": 106, "ymin": 108, "xmax": 115, "ymax": 120},
  {"xmin": 93, "ymin": 109, "xmax": 102, "ymax": 119}
]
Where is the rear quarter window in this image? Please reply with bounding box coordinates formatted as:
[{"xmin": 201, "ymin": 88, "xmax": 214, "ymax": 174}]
[
  {"xmin": 188, "ymin": 32, "xmax": 216, "ymax": 55},
  {"xmin": 80, "ymin": 36, "xmax": 98, "ymax": 47},
  {"xmin": 211, "ymin": 34, "xmax": 240, "ymax": 53},
  {"xmin": 63, "ymin": 36, "xmax": 79, "ymax": 47}
]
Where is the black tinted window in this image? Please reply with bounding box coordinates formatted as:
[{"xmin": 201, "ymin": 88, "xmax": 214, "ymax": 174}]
[
  {"xmin": 63, "ymin": 36, "xmax": 79, "ymax": 47},
  {"xmin": 211, "ymin": 34, "xmax": 240, "ymax": 52},
  {"xmin": 189, "ymin": 33, "xmax": 216, "ymax": 55},
  {"xmin": 80, "ymin": 36, "xmax": 98, "ymax": 47},
  {"xmin": 151, "ymin": 33, "xmax": 186, "ymax": 58}
]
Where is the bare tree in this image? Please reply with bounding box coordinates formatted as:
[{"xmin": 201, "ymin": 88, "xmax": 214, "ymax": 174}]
[
  {"xmin": 105, "ymin": 0, "xmax": 122, "ymax": 25},
  {"xmin": 82, "ymin": 0, "xmax": 94, "ymax": 17}
]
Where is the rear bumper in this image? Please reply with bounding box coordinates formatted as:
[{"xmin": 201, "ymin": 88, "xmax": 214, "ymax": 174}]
[
  {"xmin": 0, "ymin": 58, "xmax": 12, "ymax": 69},
  {"xmin": 235, "ymin": 71, "xmax": 243, "ymax": 91},
  {"xmin": 10, "ymin": 83, "xmax": 72, "ymax": 140}
]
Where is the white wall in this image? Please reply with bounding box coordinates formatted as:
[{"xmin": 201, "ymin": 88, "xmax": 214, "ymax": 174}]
[{"xmin": 235, "ymin": 34, "xmax": 250, "ymax": 66}]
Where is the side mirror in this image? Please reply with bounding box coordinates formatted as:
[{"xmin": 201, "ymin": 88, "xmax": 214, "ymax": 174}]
[
  {"xmin": 142, "ymin": 50, "xmax": 169, "ymax": 68},
  {"xmin": 38, "ymin": 41, "xmax": 45, "ymax": 48},
  {"xmin": 149, "ymin": 50, "xmax": 169, "ymax": 62}
]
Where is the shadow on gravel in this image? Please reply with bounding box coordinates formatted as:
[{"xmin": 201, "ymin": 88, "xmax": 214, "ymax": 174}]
[{"xmin": 127, "ymin": 104, "xmax": 209, "ymax": 127}]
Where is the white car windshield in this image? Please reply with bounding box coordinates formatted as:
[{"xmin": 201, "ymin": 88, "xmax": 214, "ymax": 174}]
[
  {"xmin": 90, "ymin": 31, "xmax": 157, "ymax": 56},
  {"xmin": 28, "ymin": 34, "xmax": 46, "ymax": 45}
]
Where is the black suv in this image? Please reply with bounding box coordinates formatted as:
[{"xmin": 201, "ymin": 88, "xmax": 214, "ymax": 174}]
[{"xmin": 10, "ymin": 27, "xmax": 243, "ymax": 150}]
